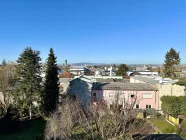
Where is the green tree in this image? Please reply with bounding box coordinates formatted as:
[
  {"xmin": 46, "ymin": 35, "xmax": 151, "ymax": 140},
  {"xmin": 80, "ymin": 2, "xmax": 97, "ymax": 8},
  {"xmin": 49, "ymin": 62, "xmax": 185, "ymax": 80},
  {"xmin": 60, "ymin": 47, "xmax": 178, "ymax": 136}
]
[
  {"xmin": 13, "ymin": 47, "xmax": 42, "ymax": 119},
  {"xmin": 163, "ymin": 48, "xmax": 181, "ymax": 78},
  {"xmin": 43, "ymin": 48, "xmax": 59, "ymax": 114},
  {"xmin": 116, "ymin": 64, "xmax": 129, "ymax": 76},
  {"xmin": 2, "ymin": 59, "xmax": 7, "ymax": 66}
]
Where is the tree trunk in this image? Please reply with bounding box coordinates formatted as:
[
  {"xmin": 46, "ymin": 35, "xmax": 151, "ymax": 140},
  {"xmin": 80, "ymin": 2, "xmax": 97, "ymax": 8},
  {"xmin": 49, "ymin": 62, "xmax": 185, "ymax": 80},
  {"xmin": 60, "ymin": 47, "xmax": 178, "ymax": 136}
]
[{"xmin": 29, "ymin": 106, "xmax": 32, "ymax": 120}]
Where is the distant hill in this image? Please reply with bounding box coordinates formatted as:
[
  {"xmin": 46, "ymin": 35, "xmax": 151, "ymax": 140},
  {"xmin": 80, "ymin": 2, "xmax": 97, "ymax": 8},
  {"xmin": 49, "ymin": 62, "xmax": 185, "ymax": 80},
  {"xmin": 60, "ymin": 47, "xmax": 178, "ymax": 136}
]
[{"xmin": 71, "ymin": 62, "xmax": 112, "ymax": 66}]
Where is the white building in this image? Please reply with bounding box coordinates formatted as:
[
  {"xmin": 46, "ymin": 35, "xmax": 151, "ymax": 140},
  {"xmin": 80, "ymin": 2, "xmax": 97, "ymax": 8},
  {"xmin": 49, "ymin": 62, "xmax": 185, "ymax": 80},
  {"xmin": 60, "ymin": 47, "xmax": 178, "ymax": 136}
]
[{"xmin": 70, "ymin": 66, "xmax": 89, "ymax": 75}]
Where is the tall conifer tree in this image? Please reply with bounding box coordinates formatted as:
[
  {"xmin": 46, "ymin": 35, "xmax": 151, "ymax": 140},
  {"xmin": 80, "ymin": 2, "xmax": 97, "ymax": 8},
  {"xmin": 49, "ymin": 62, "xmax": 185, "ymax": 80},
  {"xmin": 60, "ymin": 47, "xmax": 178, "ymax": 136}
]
[
  {"xmin": 163, "ymin": 48, "xmax": 181, "ymax": 78},
  {"xmin": 43, "ymin": 48, "xmax": 59, "ymax": 114},
  {"xmin": 13, "ymin": 47, "xmax": 42, "ymax": 119}
]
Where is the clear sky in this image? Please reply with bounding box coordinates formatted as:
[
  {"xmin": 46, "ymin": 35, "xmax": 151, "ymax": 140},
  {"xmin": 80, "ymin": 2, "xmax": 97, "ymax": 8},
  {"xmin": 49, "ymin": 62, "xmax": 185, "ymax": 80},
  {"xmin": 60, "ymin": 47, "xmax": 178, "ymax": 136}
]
[{"xmin": 0, "ymin": 0, "xmax": 186, "ymax": 64}]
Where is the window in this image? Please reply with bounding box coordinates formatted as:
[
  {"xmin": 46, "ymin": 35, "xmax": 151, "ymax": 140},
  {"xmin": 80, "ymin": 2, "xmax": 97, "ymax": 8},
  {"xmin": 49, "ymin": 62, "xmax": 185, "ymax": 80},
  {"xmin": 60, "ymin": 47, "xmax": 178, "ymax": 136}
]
[
  {"xmin": 146, "ymin": 104, "xmax": 151, "ymax": 108},
  {"xmin": 92, "ymin": 93, "xmax": 97, "ymax": 102},
  {"xmin": 131, "ymin": 94, "xmax": 135, "ymax": 98},
  {"xmin": 93, "ymin": 93, "xmax": 96, "ymax": 97},
  {"xmin": 143, "ymin": 93, "xmax": 152, "ymax": 99},
  {"xmin": 136, "ymin": 104, "xmax": 140, "ymax": 108}
]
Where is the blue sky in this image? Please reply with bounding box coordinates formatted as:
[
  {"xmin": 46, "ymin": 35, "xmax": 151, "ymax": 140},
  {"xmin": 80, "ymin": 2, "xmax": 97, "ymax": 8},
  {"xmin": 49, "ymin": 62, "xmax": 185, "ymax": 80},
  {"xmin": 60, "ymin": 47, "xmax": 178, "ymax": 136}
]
[{"xmin": 0, "ymin": 0, "xmax": 186, "ymax": 64}]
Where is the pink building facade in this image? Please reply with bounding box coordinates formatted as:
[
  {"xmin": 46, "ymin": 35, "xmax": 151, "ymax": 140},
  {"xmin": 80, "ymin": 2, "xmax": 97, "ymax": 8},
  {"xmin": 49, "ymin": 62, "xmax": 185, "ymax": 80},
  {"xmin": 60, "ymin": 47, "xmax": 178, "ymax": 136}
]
[{"xmin": 91, "ymin": 83, "xmax": 159, "ymax": 110}]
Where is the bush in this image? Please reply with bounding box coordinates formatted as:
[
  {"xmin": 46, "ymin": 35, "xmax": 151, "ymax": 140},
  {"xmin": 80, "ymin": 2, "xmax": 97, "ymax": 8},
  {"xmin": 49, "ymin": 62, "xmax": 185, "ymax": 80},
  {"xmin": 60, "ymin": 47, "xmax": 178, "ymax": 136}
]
[{"xmin": 161, "ymin": 96, "xmax": 186, "ymax": 117}]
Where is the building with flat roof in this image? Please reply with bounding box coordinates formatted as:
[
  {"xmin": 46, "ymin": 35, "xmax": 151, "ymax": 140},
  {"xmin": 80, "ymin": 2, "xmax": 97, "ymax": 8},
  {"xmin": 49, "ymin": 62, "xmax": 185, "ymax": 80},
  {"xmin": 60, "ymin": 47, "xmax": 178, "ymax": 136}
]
[{"xmin": 70, "ymin": 66, "xmax": 90, "ymax": 75}]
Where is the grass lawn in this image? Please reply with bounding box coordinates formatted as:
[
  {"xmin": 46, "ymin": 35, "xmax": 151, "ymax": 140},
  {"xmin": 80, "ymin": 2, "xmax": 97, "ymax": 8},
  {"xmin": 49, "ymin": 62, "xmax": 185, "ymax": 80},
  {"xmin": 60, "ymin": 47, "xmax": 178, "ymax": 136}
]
[
  {"xmin": 150, "ymin": 118, "xmax": 177, "ymax": 133},
  {"xmin": 0, "ymin": 118, "xmax": 45, "ymax": 140},
  {"xmin": 149, "ymin": 118, "xmax": 186, "ymax": 138}
]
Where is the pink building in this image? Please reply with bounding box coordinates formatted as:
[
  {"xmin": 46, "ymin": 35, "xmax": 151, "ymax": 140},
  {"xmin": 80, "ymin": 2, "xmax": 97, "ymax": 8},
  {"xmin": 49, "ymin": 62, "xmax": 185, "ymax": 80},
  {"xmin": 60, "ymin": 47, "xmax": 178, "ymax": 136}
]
[{"xmin": 91, "ymin": 82, "xmax": 159, "ymax": 110}]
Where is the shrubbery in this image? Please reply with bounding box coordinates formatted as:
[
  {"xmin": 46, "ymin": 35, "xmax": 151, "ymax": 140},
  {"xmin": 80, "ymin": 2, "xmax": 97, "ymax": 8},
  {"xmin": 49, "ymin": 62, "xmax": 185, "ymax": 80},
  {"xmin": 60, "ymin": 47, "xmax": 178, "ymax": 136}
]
[{"xmin": 161, "ymin": 96, "xmax": 186, "ymax": 117}]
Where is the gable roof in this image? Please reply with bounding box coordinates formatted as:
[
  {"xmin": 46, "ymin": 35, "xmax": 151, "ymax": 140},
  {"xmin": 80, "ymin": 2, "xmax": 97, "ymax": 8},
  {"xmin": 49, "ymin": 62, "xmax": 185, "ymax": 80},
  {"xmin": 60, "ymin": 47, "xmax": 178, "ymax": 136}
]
[{"xmin": 93, "ymin": 82, "xmax": 157, "ymax": 91}]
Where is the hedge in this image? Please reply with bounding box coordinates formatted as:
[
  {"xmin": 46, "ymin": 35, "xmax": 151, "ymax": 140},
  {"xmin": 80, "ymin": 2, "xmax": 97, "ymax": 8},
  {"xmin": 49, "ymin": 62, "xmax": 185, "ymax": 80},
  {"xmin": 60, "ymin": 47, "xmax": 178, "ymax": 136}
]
[{"xmin": 161, "ymin": 96, "xmax": 186, "ymax": 117}]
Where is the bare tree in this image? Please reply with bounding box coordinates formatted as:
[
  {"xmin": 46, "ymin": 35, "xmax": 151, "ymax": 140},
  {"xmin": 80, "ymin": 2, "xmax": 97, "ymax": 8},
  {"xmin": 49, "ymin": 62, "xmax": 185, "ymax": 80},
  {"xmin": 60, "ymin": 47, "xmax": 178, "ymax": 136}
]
[
  {"xmin": 45, "ymin": 92, "xmax": 155, "ymax": 140},
  {"xmin": 45, "ymin": 99, "xmax": 86, "ymax": 140},
  {"xmin": 87, "ymin": 90, "xmax": 150, "ymax": 139},
  {"xmin": 0, "ymin": 64, "xmax": 16, "ymax": 116}
]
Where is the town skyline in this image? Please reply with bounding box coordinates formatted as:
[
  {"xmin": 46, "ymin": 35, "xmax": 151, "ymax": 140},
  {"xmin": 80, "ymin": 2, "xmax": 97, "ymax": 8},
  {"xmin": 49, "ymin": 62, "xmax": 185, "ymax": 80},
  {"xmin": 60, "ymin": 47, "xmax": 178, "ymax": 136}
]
[{"xmin": 0, "ymin": 46, "xmax": 186, "ymax": 65}]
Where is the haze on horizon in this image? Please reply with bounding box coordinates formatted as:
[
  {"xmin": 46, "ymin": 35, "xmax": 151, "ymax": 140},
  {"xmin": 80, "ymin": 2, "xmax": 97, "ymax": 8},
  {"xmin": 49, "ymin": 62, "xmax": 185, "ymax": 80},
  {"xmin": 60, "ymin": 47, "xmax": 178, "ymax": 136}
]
[{"xmin": 0, "ymin": 0, "xmax": 186, "ymax": 64}]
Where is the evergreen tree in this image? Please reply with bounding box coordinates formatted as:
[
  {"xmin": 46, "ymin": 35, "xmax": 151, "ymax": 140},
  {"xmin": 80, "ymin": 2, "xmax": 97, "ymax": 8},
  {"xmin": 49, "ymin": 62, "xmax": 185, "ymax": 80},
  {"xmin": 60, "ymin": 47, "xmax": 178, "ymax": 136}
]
[
  {"xmin": 13, "ymin": 47, "xmax": 42, "ymax": 119},
  {"xmin": 43, "ymin": 48, "xmax": 59, "ymax": 114},
  {"xmin": 163, "ymin": 48, "xmax": 181, "ymax": 78},
  {"xmin": 116, "ymin": 64, "xmax": 129, "ymax": 76},
  {"xmin": 2, "ymin": 59, "xmax": 7, "ymax": 66}
]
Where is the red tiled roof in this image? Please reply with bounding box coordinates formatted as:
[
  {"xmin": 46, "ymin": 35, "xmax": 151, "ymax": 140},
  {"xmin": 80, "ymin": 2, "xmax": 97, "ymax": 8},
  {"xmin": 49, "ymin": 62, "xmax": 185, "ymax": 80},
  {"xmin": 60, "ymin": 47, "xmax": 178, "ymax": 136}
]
[{"xmin": 59, "ymin": 72, "xmax": 72, "ymax": 78}]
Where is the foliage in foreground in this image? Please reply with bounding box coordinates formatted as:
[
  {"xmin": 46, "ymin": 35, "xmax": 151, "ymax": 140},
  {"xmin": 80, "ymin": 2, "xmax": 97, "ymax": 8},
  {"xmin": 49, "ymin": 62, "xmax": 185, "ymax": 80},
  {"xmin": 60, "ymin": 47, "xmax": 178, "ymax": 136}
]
[{"xmin": 45, "ymin": 98, "xmax": 154, "ymax": 140}]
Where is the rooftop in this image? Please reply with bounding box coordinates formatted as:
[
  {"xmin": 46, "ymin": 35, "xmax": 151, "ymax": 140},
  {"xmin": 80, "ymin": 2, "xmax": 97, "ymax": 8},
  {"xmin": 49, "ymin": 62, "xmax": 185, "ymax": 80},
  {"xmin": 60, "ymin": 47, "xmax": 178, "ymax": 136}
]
[
  {"xmin": 70, "ymin": 66, "xmax": 87, "ymax": 69},
  {"xmin": 131, "ymin": 76, "xmax": 178, "ymax": 84},
  {"xmin": 131, "ymin": 76, "xmax": 160, "ymax": 84},
  {"xmin": 59, "ymin": 72, "xmax": 72, "ymax": 78},
  {"xmin": 93, "ymin": 82, "xmax": 157, "ymax": 91}
]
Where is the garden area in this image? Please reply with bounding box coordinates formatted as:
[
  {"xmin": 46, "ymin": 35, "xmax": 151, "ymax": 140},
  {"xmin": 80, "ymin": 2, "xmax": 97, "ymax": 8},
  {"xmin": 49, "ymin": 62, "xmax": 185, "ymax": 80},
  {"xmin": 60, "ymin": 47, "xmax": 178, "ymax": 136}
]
[{"xmin": 149, "ymin": 117, "xmax": 186, "ymax": 139}]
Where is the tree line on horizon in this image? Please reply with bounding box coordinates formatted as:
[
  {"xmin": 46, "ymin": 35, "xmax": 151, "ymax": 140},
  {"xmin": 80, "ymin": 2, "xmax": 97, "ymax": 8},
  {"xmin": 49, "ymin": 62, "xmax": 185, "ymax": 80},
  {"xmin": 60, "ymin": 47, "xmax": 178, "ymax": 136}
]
[{"xmin": 115, "ymin": 47, "xmax": 181, "ymax": 78}]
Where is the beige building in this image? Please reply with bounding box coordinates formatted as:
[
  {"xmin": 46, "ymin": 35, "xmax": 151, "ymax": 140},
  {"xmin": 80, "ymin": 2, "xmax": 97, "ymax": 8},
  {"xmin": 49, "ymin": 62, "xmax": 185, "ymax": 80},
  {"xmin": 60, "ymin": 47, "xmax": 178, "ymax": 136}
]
[{"xmin": 130, "ymin": 76, "xmax": 185, "ymax": 110}]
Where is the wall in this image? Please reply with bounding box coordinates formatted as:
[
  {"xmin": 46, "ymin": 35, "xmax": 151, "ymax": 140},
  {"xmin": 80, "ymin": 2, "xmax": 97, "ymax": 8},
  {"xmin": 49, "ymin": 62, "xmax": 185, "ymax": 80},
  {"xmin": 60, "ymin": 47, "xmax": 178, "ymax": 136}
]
[
  {"xmin": 68, "ymin": 78, "xmax": 92, "ymax": 105},
  {"xmin": 59, "ymin": 78, "xmax": 71, "ymax": 94},
  {"xmin": 91, "ymin": 90, "xmax": 159, "ymax": 110},
  {"xmin": 157, "ymin": 84, "xmax": 185, "ymax": 110},
  {"xmin": 168, "ymin": 115, "xmax": 180, "ymax": 125},
  {"xmin": 130, "ymin": 78, "xmax": 145, "ymax": 84}
]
